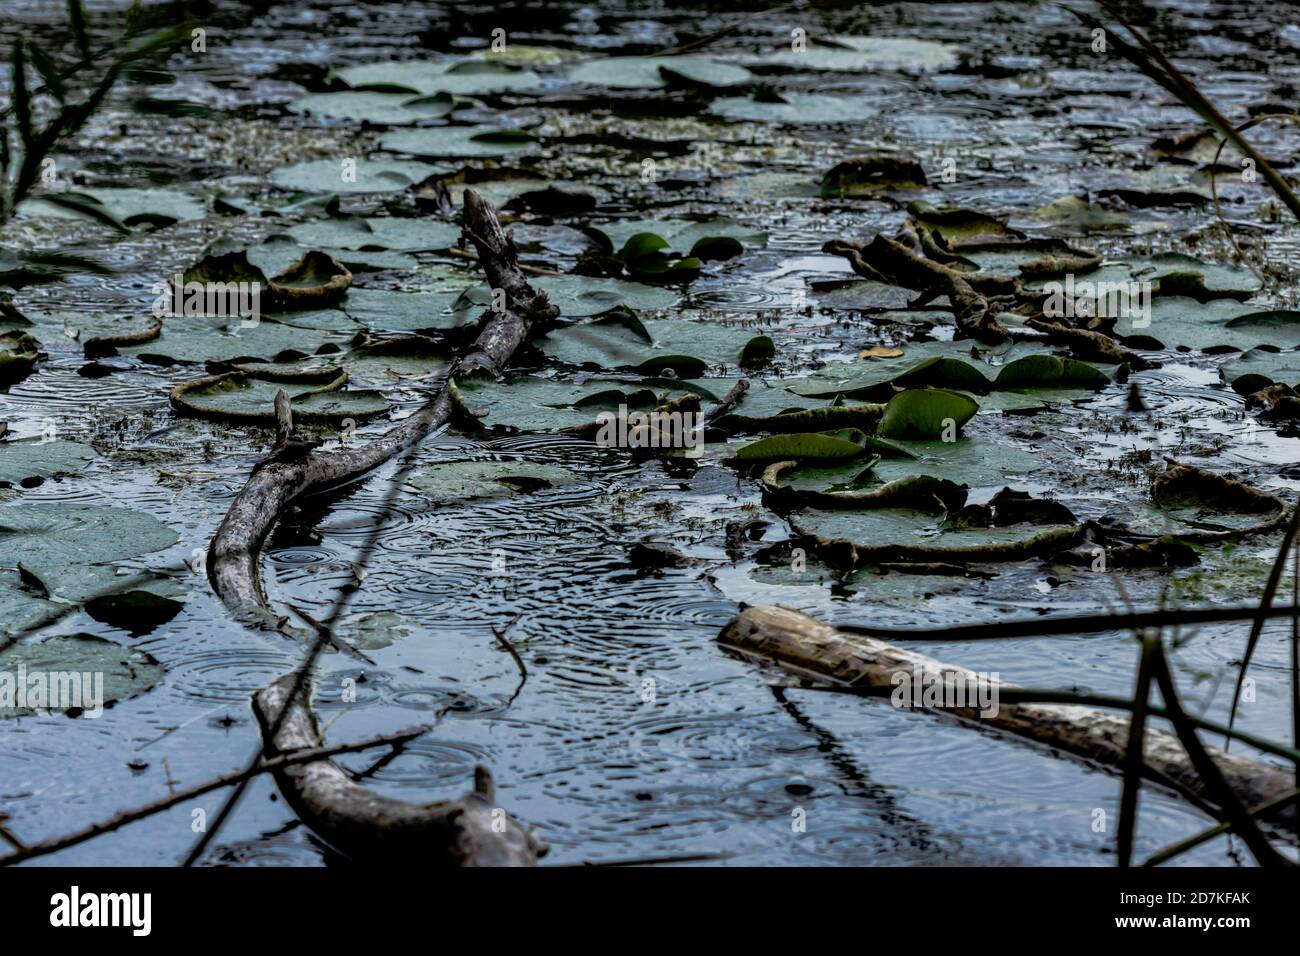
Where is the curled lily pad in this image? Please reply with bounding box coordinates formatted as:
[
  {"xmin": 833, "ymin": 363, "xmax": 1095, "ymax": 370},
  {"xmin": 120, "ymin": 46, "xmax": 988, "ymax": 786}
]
[
  {"xmin": 877, "ymin": 388, "xmax": 979, "ymax": 440},
  {"xmin": 178, "ymin": 248, "xmax": 352, "ymax": 313},
  {"xmin": 0, "ymin": 634, "xmax": 165, "ymax": 717},
  {"xmin": 591, "ymin": 217, "xmax": 766, "ymax": 260},
  {"xmin": 765, "ymin": 36, "xmax": 959, "ymax": 73},
  {"xmin": 733, "ymin": 432, "xmax": 873, "ymax": 463},
  {"xmin": 170, "ymin": 368, "xmax": 388, "ymax": 425},
  {"xmin": 0, "ymin": 330, "xmax": 42, "ymax": 386},
  {"xmin": 540, "ymin": 312, "xmax": 755, "ymax": 371}
]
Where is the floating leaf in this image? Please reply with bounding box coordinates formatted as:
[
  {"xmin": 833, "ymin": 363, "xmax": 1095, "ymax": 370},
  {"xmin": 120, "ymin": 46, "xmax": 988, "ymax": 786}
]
[
  {"xmin": 565, "ymin": 55, "xmax": 752, "ymax": 90},
  {"xmin": 0, "ymin": 634, "xmax": 165, "ymax": 717},
  {"xmin": 0, "ymin": 503, "xmax": 178, "ymax": 569},
  {"xmin": 711, "ymin": 93, "xmax": 878, "ymax": 124},
  {"xmin": 334, "ymin": 58, "xmax": 543, "ymax": 96},
  {"xmin": 764, "ymin": 35, "xmax": 959, "ymax": 72},
  {"xmin": 407, "ymin": 460, "xmax": 578, "ymax": 502},
  {"xmin": 0, "ymin": 439, "xmax": 94, "ymax": 485},
  {"xmin": 733, "ymin": 432, "xmax": 871, "ymax": 463},
  {"xmin": 271, "ymin": 158, "xmax": 446, "ymax": 194},
  {"xmin": 284, "ymin": 216, "xmax": 460, "ymax": 253},
  {"xmin": 877, "ymin": 388, "xmax": 979, "ymax": 439},
  {"xmin": 288, "ymin": 90, "xmax": 455, "ymax": 124},
  {"xmin": 381, "ymin": 126, "xmax": 538, "ymax": 159}
]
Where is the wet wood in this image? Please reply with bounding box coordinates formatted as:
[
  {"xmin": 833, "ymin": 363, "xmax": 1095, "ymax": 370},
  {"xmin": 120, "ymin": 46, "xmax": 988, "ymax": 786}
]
[
  {"xmin": 253, "ymin": 675, "xmax": 544, "ymax": 865},
  {"xmin": 719, "ymin": 605, "xmax": 1296, "ymax": 811},
  {"xmin": 208, "ymin": 188, "xmax": 557, "ymax": 627}
]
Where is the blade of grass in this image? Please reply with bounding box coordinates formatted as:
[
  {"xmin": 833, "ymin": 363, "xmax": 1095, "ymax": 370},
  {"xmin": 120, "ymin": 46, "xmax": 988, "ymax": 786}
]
[
  {"xmin": 1141, "ymin": 785, "xmax": 1300, "ymax": 867},
  {"xmin": 1225, "ymin": 505, "xmax": 1300, "ymax": 753},
  {"xmin": 1118, "ymin": 635, "xmax": 1158, "ymax": 867},
  {"xmin": 1069, "ymin": 0, "xmax": 1300, "ymax": 223},
  {"xmin": 1148, "ymin": 642, "xmax": 1291, "ymax": 866}
]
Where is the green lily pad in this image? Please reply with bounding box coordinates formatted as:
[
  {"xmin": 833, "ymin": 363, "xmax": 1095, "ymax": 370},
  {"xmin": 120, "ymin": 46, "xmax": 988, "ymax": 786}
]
[
  {"xmin": 765, "ymin": 35, "xmax": 959, "ymax": 72},
  {"xmin": 877, "ymin": 388, "xmax": 979, "ymax": 439},
  {"xmin": 407, "ymin": 460, "xmax": 579, "ymax": 502},
  {"xmin": 0, "ymin": 440, "xmax": 95, "ymax": 485},
  {"xmin": 271, "ymin": 158, "xmax": 446, "ymax": 194},
  {"xmin": 171, "ymin": 371, "xmax": 388, "ymax": 424},
  {"xmin": 733, "ymin": 432, "xmax": 872, "ymax": 463},
  {"xmin": 591, "ymin": 217, "xmax": 766, "ymax": 258},
  {"xmin": 0, "ymin": 503, "xmax": 178, "ymax": 569},
  {"xmin": 285, "ymin": 216, "xmax": 460, "ymax": 252},
  {"xmin": 334, "ymin": 58, "xmax": 543, "ymax": 96},
  {"xmin": 1222, "ymin": 347, "xmax": 1300, "ymax": 394},
  {"xmin": 22, "ymin": 187, "xmax": 206, "ymax": 227},
  {"xmin": 565, "ymin": 55, "xmax": 753, "ymax": 90},
  {"xmin": 0, "ymin": 634, "xmax": 166, "ymax": 717},
  {"xmin": 381, "ymin": 126, "xmax": 538, "ymax": 159},
  {"xmin": 121, "ymin": 316, "xmax": 344, "ymax": 364},
  {"xmin": 711, "ymin": 93, "xmax": 878, "ymax": 124},
  {"xmin": 343, "ymin": 288, "xmax": 475, "ymax": 333},
  {"xmin": 288, "ymin": 90, "xmax": 455, "ymax": 124},
  {"xmin": 540, "ymin": 312, "xmax": 756, "ymax": 372}
]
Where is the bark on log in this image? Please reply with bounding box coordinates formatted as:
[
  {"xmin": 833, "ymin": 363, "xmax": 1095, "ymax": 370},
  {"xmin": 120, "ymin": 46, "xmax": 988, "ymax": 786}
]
[
  {"xmin": 253, "ymin": 675, "xmax": 544, "ymax": 865},
  {"xmin": 719, "ymin": 605, "xmax": 1296, "ymax": 811},
  {"xmin": 208, "ymin": 189, "xmax": 558, "ymax": 627}
]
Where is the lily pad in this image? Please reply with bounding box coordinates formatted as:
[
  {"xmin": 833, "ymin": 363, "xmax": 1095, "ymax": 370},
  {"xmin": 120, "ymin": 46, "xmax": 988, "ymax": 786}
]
[
  {"xmin": 334, "ymin": 58, "xmax": 543, "ymax": 96},
  {"xmin": 733, "ymin": 432, "xmax": 873, "ymax": 463},
  {"xmin": 0, "ymin": 634, "xmax": 165, "ymax": 717},
  {"xmin": 121, "ymin": 316, "xmax": 344, "ymax": 365},
  {"xmin": 0, "ymin": 440, "xmax": 95, "ymax": 485},
  {"xmin": 1222, "ymin": 347, "xmax": 1300, "ymax": 394},
  {"xmin": 285, "ymin": 216, "xmax": 460, "ymax": 253},
  {"xmin": 540, "ymin": 312, "xmax": 756, "ymax": 372},
  {"xmin": 288, "ymin": 90, "xmax": 455, "ymax": 124},
  {"xmin": 711, "ymin": 93, "xmax": 878, "ymax": 125},
  {"xmin": 591, "ymin": 217, "xmax": 767, "ymax": 258},
  {"xmin": 0, "ymin": 503, "xmax": 178, "ymax": 569},
  {"xmin": 170, "ymin": 370, "xmax": 388, "ymax": 425},
  {"xmin": 877, "ymin": 388, "xmax": 979, "ymax": 439},
  {"xmin": 343, "ymin": 288, "xmax": 475, "ymax": 333},
  {"xmin": 565, "ymin": 55, "xmax": 753, "ymax": 90},
  {"xmin": 271, "ymin": 158, "xmax": 446, "ymax": 194},
  {"xmin": 22, "ymin": 187, "xmax": 206, "ymax": 228},
  {"xmin": 381, "ymin": 126, "xmax": 538, "ymax": 159},
  {"xmin": 766, "ymin": 36, "xmax": 959, "ymax": 73},
  {"xmin": 407, "ymin": 460, "xmax": 578, "ymax": 502}
]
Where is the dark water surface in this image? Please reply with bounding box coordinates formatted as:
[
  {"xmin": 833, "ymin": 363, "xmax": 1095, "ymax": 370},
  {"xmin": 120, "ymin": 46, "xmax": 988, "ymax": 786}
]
[{"xmin": 3, "ymin": 0, "xmax": 1300, "ymax": 866}]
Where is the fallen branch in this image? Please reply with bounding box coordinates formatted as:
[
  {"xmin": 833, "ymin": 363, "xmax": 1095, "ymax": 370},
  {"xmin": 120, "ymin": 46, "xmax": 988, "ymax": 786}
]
[
  {"xmin": 208, "ymin": 189, "xmax": 557, "ymax": 627},
  {"xmin": 718, "ymin": 606, "xmax": 1297, "ymax": 812},
  {"xmin": 253, "ymin": 675, "xmax": 543, "ymax": 865}
]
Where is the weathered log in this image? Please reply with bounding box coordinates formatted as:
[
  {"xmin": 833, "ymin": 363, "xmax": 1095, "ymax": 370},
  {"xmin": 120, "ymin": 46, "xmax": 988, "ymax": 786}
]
[
  {"xmin": 208, "ymin": 189, "xmax": 558, "ymax": 627},
  {"xmin": 253, "ymin": 675, "xmax": 544, "ymax": 865},
  {"xmin": 719, "ymin": 605, "xmax": 1296, "ymax": 811}
]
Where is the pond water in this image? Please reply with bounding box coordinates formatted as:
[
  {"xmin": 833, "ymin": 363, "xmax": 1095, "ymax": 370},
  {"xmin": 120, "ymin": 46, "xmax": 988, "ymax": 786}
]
[{"xmin": 3, "ymin": 0, "xmax": 1300, "ymax": 866}]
